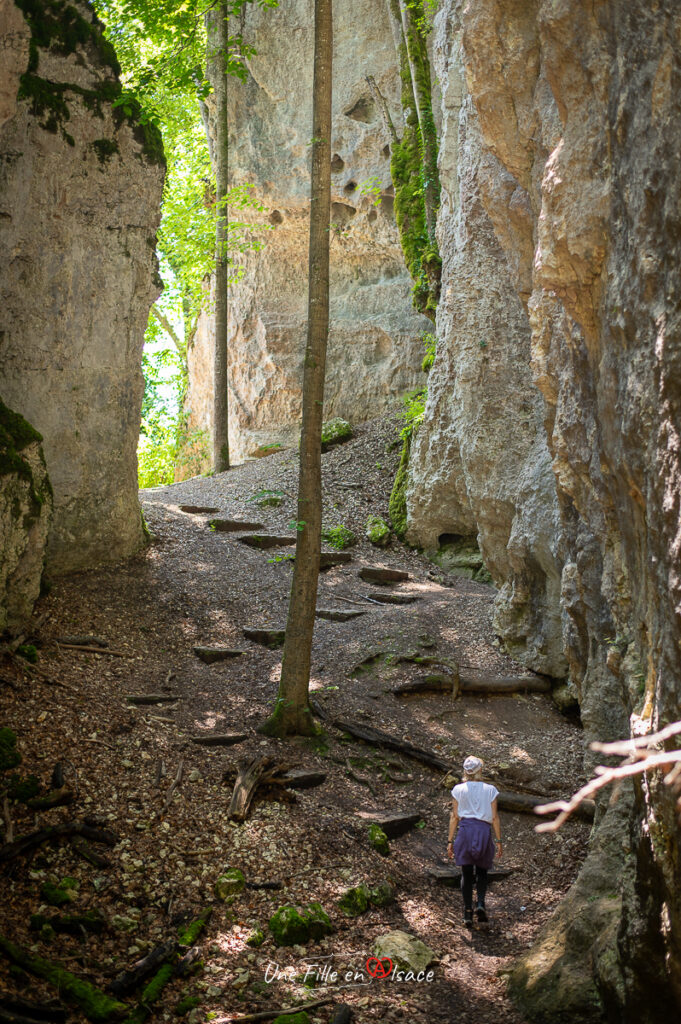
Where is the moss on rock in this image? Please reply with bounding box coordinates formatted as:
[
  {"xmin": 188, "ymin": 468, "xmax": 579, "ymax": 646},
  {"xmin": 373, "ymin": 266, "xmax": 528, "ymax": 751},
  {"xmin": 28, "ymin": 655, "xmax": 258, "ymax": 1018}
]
[
  {"xmin": 215, "ymin": 869, "xmax": 245, "ymax": 901},
  {"xmin": 368, "ymin": 824, "xmax": 390, "ymax": 857},
  {"xmin": 366, "ymin": 515, "xmax": 391, "ymax": 546},
  {"xmin": 389, "ymin": 436, "xmax": 411, "ymax": 540},
  {"xmin": 320, "ymin": 418, "xmax": 353, "ymax": 450},
  {"xmin": 338, "ymin": 885, "xmax": 370, "ymax": 917},
  {"xmin": 268, "ymin": 903, "xmax": 332, "ymax": 946}
]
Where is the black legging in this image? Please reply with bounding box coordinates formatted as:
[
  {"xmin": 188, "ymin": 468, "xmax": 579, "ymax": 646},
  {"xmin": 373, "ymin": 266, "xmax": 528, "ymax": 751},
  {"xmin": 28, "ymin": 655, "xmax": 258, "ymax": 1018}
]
[{"xmin": 461, "ymin": 864, "xmax": 488, "ymax": 909}]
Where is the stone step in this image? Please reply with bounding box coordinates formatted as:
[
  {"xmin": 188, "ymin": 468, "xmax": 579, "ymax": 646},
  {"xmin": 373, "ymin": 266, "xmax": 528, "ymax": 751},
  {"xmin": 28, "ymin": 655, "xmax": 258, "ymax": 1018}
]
[
  {"xmin": 360, "ymin": 567, "xmax": 410, "ymax": 585},
  {"xmin": 356, "ymin": 810, "xmax": 422, "ymax": 838},
  {"xmin": 191, "ymin": 732, "xmax": 249, "ymax": 747},
  {"xmin": 319, "ymin": 551, "xmax": 353, "ymax": 569},
  {"xmin": 193, "ymin": 646, "xmax": 245, "ymax": 664},
  {"xmin": 243, "ymin": 627, "xmax": 286, "ymax": 647},
  {"xmin": 126, "ymin": 694, "xmax": 181, "ymax": 705},
  {"xmin": 282, "ymin": 769, "xmax": 328, "ymax": 789},
  {"xmin": 238, "ymin": 534, "xmax": 297, "ymax": 549},
  {"xmin": 366, "ymin": 591, "xmax": 418, "ymax": 605},
  {"xmin": 427, "ymin": 865, "xmax": 514, "ymax": 886},
  {"xmin": 208, "ymin": 518, "xmax": 265, "ymax": 532},
  {"xmin": 316, "ymin": 608, "xmax": 366, "ymax": 622},
  {"xmin": 179, "ymin": 505, "xmax": 220, "ymax": 514}
]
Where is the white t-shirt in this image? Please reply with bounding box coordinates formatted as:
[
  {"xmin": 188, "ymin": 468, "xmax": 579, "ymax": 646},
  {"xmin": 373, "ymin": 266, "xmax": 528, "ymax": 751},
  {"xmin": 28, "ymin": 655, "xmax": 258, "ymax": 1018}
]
[{"xmin": 451, "ymin": 781, "xmax": 499, "ymax": 823}]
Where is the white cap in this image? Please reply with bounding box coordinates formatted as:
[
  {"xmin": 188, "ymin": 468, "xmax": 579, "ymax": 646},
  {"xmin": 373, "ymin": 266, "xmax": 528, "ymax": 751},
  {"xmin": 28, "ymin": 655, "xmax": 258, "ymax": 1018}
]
[{"xmin": 463, "ymin": 755, "xmax": 483, "ymax": 774}]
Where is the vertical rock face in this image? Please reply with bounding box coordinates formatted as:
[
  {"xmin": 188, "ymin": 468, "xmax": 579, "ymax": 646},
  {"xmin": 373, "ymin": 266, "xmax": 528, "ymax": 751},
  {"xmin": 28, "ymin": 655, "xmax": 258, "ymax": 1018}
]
[
  {"xmin": 0, "ymin": 400, "xmax": 52, "ymax": 634},
  {"xmin": 0, "ymin": 0, "xmax": 164, "ymax": 573},
  {"xmin": 412, "ymin": 0, "xmax": 681, "ymax": 1019},
  {"xmin": 188, "ymin": 0, "xmax": 431, "ymax": 464}
]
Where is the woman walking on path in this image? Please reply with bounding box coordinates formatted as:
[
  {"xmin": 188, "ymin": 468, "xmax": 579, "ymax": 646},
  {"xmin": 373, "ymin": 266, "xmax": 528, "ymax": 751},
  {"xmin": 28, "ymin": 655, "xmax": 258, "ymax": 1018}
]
[{"xmin": 447, "ymin": 755, "xmax": 502, "ymax": 927}]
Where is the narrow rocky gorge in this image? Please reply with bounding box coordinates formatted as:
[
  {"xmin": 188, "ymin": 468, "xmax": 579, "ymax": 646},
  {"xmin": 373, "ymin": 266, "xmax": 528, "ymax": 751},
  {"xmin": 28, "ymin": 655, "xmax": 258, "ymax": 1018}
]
[{"xmin": 1, "ymin": 0, "xmax": 680, "ymax": 1021}]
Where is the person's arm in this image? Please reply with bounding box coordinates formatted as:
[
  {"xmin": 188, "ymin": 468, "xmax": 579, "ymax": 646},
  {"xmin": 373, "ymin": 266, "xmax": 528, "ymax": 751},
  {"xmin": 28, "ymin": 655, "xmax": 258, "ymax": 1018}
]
[
  {"xmin": 491, "ymin": 797, "xmax": 502, "ymax": 859},
  {"xmin": 447, "ymin": 798, "xmax": 459, "ymax": 859}
]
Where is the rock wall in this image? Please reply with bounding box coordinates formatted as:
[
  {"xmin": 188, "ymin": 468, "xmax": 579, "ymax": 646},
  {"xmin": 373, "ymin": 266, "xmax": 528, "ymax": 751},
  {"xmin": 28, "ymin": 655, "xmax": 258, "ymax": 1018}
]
[
  {"xmin": 186, "ymin": 0, "xmax": 431, "ymax": 465},
  {"xmin": 0, "ymin": 400, "xmax": 52, "ymax": 635},
  {"xmin": 408, "ymin": 0, "xmax": 681, "ymax": 1019},
  {"xmin": 0, "ymin": 0, "xmax": 164, "ymax": 573}
]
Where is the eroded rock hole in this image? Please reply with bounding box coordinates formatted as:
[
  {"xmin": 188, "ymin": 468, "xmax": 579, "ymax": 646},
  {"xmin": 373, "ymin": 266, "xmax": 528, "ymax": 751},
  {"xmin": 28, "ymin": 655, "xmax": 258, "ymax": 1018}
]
[
  {"xmin": 344, "ymin": 180, "xmax": 357, "ymax": 194},
  {"xmin": 331, "ymin": 202, "xmax": 356, "ymax": 228},
  {"xmin": 367, "ymin": 209, "xmax": 377, "ymax": 224},
  {"xmin": 331, "ymin": 153, "xmax": 345, "ymax": 173},
  {"xmin": 344, "ymin": 95, "xmax": 376, "ymax": 123},
  {"xmin": 268, "ymin": 209, "xmax": 283, "ymax": 225},
  {"xmin": 383, "ymin": 144, "xmax": 391, "ymax": 158},
  {"xmin": 380, "ymin": 195, "xmax": 394, "ymax": 218}
]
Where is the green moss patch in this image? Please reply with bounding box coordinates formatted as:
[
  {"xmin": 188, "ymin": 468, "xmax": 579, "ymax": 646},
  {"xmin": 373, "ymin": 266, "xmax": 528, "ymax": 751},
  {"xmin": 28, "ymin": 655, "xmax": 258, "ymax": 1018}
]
[
  {"xmin": 366, "ymin": 515, "xmax": 390, "ymax": 546},
  {"xmin": 369, "ymin": 824, "xmax": 390, "ymax": 857},
  {"xmin": 389, "ymin": 435, "xmax": 411, "ymax": 540},
  {"xmin": 338, "ymin": 885, "xmax": 370, "ymax": 917},
  {"xmin": 269, "ymin": 903, "xmax": 332, "ymax": 947},
  {"xmin": 320, "ymin": 418, "xmax": 353, "ymax": 450},
  {"xmin": 215, "ymin": 869, "xmax": 245, "ymax": 901},
  {"xmin": 0, "ymin": 728, "xmax": 21, "ymax": 772}
]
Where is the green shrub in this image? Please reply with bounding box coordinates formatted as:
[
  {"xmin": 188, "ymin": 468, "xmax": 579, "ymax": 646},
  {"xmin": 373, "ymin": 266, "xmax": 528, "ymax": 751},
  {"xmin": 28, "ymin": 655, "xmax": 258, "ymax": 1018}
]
[{"xmin": 322, "ymin": 524, "xmax": 356, "ymax": 550}]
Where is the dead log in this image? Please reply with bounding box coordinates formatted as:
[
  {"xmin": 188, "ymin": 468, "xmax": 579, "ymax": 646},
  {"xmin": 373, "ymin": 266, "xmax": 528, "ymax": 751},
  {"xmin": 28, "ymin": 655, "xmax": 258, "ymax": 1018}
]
[
  {"xmin": 497, "ymin": 790, "xmax": 595, "ymax": 821},
  {"xmin": 319, "ymin": 551, "xmax": 352, "ymax": 569},
  {"xmin": 359, "ymin": 567, "xmax": 409, "ymax": 585},
  {"xmin": 109, "ymin": 939, "xmax": 177, "ymax": 997},
  {"xmin": 176, "ymin": 946, "xmax": 202, "ymax": 978},
  {"xmin": 191, "ymin": 733, "xmax": 249, "ymax": 747},
  {"xmin": 0, "ymin": 995, "xmax": 67, "ymax": 1023},
  {"xmin": 0, "ymin": 934, "xmax": 127, "ymax": 1022},
  {"xmin": 228, "ymin": 757, "xmax": 290, "ymax": 821},
  {"xmin": 0, "ymin": 821, "xmax": 117, "ymax": 866},
  {"xmin": 310, "ymin": 703, "xmax": 451, "ymax": 772},
  {"xmin": 459, "ymin": 671, "xmax": 551, "ymax": 694},
  {"xmin": 207, "ymin": 518, "xmax": 263, "ymax": 532},
  {"xmin": 161, "ymin": 761, "xmax": 184, "ymax": 815},
  {"xmin": 31, "ymin": 910, "xmax": 106, "ymax": 938},
  {"xmin": 225, "ymin": 999, "xmax": 334, "ymax": 1023},
  {"xmin": 0, "ymin": 1010, "xmax": 60, "ymax": 1024},
  {"xmin": 70, "ymin": 836, "xmax": 110, "ymax": 868},
  {"xmin": 238, "ymin": 534, "xmax": 297, "ymax": 549},
  {"xmin": 56, "ymin": 636, "xmax": 108, "ymax": 649},
  {"xmin": 392, "ymin": 675, "xmax": 455, "ymax": 696},
  {"xmin": 50, "ymin": 763, "xmax": 65, "ymax": 789},
  {"xmin": 56, "ymin": 643, "xmax": 126, "ymax": 657},
  {"xmin": 26, "ymin": 787, "xmax": 74, "ymax": 811},
  {"xmin": 179, "ymin": 505, "xmax": 219, "ymax": 514}
]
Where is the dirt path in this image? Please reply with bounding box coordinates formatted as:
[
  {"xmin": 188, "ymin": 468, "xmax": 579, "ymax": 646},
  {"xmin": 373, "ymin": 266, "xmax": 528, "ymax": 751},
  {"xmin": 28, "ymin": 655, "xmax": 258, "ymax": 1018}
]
[{"xmin": 0, "ymin": 419, "xmax": 589, "ymax": 1024}]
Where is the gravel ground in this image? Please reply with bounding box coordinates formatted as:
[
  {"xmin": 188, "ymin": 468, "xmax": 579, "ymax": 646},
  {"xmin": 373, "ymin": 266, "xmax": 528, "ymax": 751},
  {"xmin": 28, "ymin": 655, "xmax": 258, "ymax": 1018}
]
[{"xmin": 0, "ymin": 418, "xmax": 589, "ymax": 1024}]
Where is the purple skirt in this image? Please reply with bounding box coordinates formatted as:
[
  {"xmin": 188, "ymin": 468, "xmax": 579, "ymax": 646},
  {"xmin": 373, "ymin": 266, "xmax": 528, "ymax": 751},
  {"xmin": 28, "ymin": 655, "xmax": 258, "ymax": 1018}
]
[{"xmin": 453, "ymin": 817, "xmax": 495, "ymax": 870}]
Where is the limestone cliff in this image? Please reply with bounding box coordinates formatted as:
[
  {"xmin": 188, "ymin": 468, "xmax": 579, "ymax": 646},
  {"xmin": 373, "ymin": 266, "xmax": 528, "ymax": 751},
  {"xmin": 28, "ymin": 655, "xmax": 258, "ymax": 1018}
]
[
  {"xmin": 0, "ymin": 400, "xmax": 52, "ymax": 635},
  {"xmin": 0, "ymin": 0, "xmax": 164, "ymax": 573},
  {"xmin": 186, "ymin": 0, "xmax": 432, "ymax": 464},
  {"xmin": 408, "ymin": 0, "xmax": 681, "ymax": 1019}
]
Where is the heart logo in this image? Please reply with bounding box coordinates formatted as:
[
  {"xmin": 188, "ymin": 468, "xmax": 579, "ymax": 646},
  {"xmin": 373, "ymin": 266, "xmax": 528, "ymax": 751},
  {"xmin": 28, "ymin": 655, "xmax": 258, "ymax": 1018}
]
[{"xmin": 365, "ymin": 956, "xmax": 393, "ymax": 980}]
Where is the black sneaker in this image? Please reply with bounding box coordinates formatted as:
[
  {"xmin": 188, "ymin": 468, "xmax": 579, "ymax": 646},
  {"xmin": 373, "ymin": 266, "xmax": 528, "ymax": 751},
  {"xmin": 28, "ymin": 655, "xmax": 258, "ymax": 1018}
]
[
  {"xmin": 463, "ymin": 908, "xmax": 474, "ymax": 929},
  {"xmin": 476, "ymin": 905, "xmax": 488, "ymax": 923}
]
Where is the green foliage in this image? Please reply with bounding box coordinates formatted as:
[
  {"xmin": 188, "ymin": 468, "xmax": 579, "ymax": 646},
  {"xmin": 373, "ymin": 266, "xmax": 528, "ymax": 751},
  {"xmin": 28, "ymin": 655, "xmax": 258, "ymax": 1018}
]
[
  {"xmin": 359, "ymin": 175, "xmax": 382, "ymax": 206},
  {"xmin": 321, "ymin": 524, "xmax": 356, "ymax": 550},
  {"xmin": 399, "ymin": 388, "xmax": 427, "ymax": 442},
  {"xmin": 421, "ymin": 331, "xmax": 436, "ymax": 372},
  {"xmin": 16, "ymin": 644, "xmax": 38, "ymax": 664},
  {"xmin": 0, "ymin": 728, "xmax": 21, "ymax": 773},
  {"xmin": 320, "ymin": 418, "xmax": 353, "ymax": 450},
  {"xmin": 7, "ymin": 774, "xmax": 40, "ymax": 802},
  {"xmin": 389, "ymin": 435, "xmax": 411, "ymax": 540},
  {"xmin": 366, "ymin": 515, "xmax": 390, "ymax": 546},
  {"xmin": 368, "ymin": 824, "xmax": 390, "ymax": 856}
]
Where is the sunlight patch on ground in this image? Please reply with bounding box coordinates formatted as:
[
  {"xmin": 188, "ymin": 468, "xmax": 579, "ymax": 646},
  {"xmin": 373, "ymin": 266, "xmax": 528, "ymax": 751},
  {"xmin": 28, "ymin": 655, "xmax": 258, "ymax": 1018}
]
[{"xmin": 510, "ymin": 745, "xmax": 536, "ymax": 763}]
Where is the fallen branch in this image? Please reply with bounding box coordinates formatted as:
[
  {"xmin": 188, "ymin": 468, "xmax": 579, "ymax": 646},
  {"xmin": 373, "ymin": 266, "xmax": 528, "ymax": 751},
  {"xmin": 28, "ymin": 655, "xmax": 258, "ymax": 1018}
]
[
  {"xmin": 2, "ymin": 795, "xmax": 13, "ymax": 844},
  {"xmin": 70, "ymin": 836, "xmax": 111, "ymax": 868},
  {"xmin": 160, "ymin": 760, "xmax": 184, "ymax": 816},
  {"xmin": 56, "ymin": 643, "xmax": 126, "ymax": 658},
  {"xmin": 498, "ymin": 790, "xmax": 594, "ymax": 821},
  {"xmin": 228, "ymin": 757, "xmax": 290, "ymax": 821},
  {"xmin": 0, "ymin": 821, "xmax": 118, "ymax": 866},
  {"xmin": 535, "ymin": 749, "xmax": 681, "ymax": 832},
  {"xmin": 0, "ymin": 935, "xmax": 127, "ymax": 1022},
  {"xmin": 311, "ymin": 703, "xmax": 451, "ymax": 772},
  {"xmin": 109, "ymin": 940, "xmax": 177, "ymax": 998},
  {"xmin": 226, "ymin": 998, "xmax": 335, "ymax": 1023},
  {"xmin": 26, "ymin": 787, "xmax": 74, "ymax": 811},
  {"xmin": 0, "ymin": 995, "xmax": 67, "ymax": 1023}
]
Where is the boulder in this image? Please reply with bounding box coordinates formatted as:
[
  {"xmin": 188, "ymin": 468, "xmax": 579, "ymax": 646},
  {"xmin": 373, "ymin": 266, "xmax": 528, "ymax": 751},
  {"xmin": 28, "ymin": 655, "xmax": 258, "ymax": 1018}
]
[
  {"xmin": 268, "ymin": 903, "xmax": 332, "ymax": 947},
  {"xmin": 373, "ymin": 930, "xmax": 436, "ymax": 973}
]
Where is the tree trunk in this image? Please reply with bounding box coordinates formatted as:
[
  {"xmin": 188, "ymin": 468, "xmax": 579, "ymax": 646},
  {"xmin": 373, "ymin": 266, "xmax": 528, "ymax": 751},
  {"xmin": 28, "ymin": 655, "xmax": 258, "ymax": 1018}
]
[
  {"xmin": 208, "ymin": 2, "xmax": 230, "ymax": 473},
  {"xmin": 260, "ymin": 0, "xmax": 333, "ymax": 737}
]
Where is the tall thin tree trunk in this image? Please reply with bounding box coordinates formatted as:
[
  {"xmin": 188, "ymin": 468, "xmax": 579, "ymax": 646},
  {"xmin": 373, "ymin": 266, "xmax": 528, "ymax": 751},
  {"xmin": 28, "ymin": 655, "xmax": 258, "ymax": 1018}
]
[
  {"xmin": 260, "ymin": 0, "xmax": 333, "ymax": 737},
  {"xmin": 210, "ymin": 2, "xmax": 230, "ymax": 472}
]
